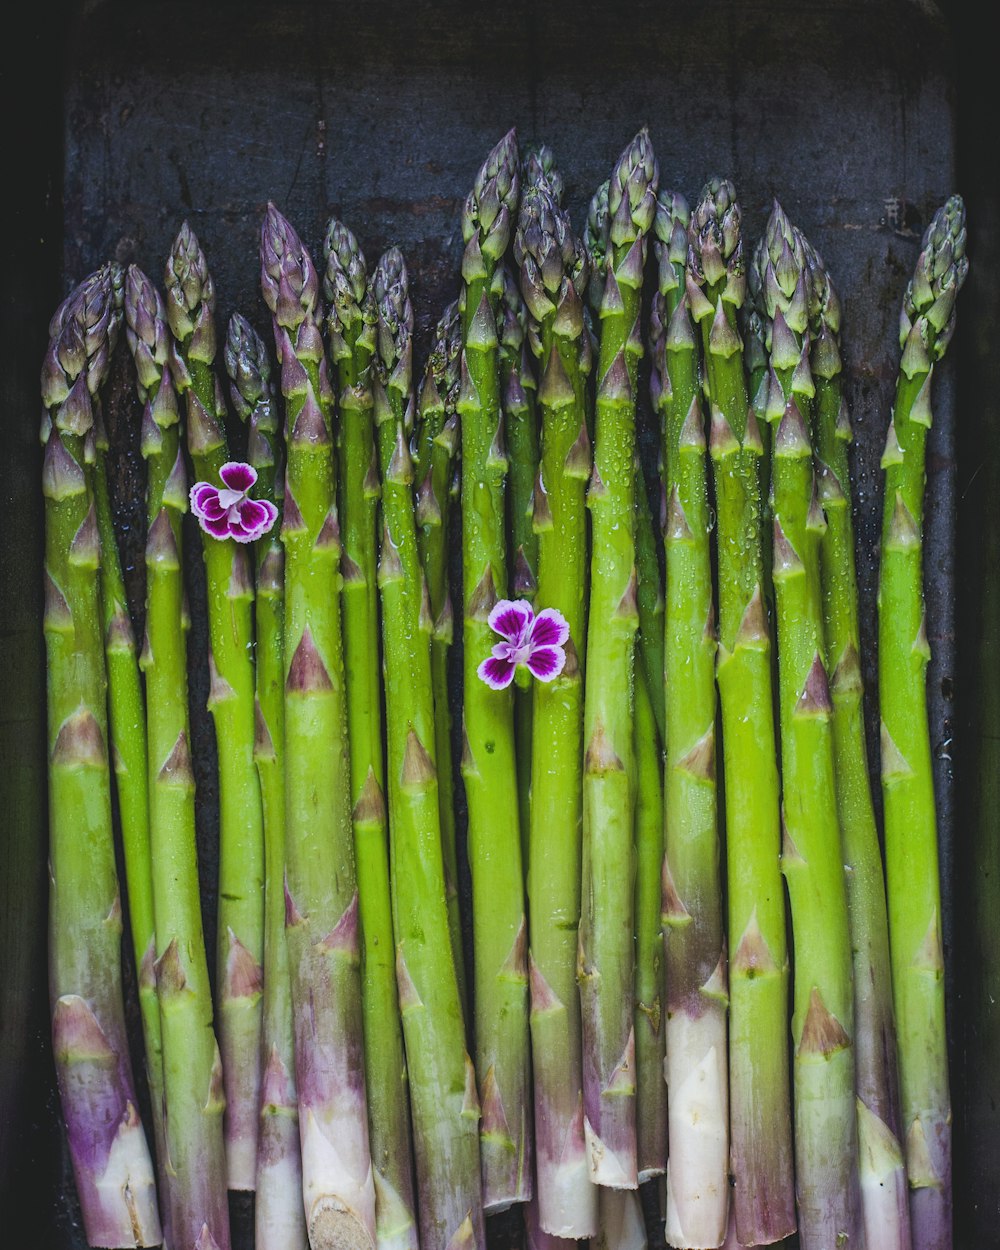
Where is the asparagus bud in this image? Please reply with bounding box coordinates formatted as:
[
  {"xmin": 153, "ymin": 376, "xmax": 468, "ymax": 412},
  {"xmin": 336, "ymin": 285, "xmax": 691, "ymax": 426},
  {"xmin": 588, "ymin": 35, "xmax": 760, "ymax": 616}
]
[{"xmin": 523, "ymin": 143, "xmax": 565, "ymax": 205}]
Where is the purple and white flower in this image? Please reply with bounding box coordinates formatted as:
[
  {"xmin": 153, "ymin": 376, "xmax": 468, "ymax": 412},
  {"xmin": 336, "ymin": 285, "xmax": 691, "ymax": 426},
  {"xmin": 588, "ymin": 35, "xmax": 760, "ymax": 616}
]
[
  {"xmin": 477, "ymin": 599, "xmax": 571, "ymax": 690},
  {"xmin": 189, "ymin": 461, "xmax": 278, "ymax": 544}
]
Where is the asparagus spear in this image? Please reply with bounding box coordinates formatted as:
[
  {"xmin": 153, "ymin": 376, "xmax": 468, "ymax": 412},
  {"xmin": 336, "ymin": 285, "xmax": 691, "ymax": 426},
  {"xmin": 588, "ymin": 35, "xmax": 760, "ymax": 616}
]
[
  {"xmin": 322, "ymin": 218, "xmax": 383, "ymax": 871},
  {"xmin": 803, "ymin": 237, "xmax": 911, "ymax": 1249},
  {"xmin": 632, "ymin": 664, "xmax": 666, "ymax": 1184},
  {"xmin": 325, "ymin": 224, "xmax": 419, "ymax": 1250},
  {"xmin": 633, "ymin": 436, "xmax": 667, "ymax": 1184},
  {"xmin": 879, "ymin": 196, "xmax": 967, "ymax": 1250},
  {"xmin": 756, "ymin": 202, "xmax": 862, "ymax": 1248},
  {"xmin": 413, "ymin": 301, "xmax": 466, "ymax": 1015},
  {"xmin": 650, "ymin": 190, "xmax": 729, "ymax": 1249},
  {"xmin": 634, "ymin": 466, "xmax": 666, "ymax": 742},
  {"xmin": 579, "ymin": 129, "xmax": 658, "ymax": 1191},
  {"xmin": 260, "ymin": 203, "xmax": 376, "ymax": 1250},
  {"xmin": 458, "ymin": 129, "xmax": 533, "ymax": 1210},
  {"xmin": 165, "ymin": 223, "xmax": 265, "ymax": 1191},
  {"xmin": 43, "ymin": 267, "xmax": 162, "ymax": 1249},
  {"xmin": 514, "ymin": 180, "xmax": 597, "ymax": 1237},
  {"xmin": 688, "ymin": 178, "xmax": 795, "ymax": 1244},
  {"xmin": 125, "ymin": 262, "xmax": 230, "ymax": 1249},
  {"xmin": 224, "ymin": 313, "xmax": 308, "ymax": 1250},
  {"xmin": 499, "ymin": 266, "xmax": 540, "ymax": 864},
  {"xmin": 745, "ymin": 244, "xmax": 785, "ymax": 512},
  {"xmin": 373, "ymin": 247, "xmax": 485, "ymax": 1250}
]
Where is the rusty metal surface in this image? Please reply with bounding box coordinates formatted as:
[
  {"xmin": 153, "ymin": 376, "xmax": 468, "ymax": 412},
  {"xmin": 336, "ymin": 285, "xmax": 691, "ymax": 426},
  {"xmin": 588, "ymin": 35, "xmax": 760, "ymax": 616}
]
[{"xmin": 5, "ymin": 0, "xmax": 994, "ymax": 1245}]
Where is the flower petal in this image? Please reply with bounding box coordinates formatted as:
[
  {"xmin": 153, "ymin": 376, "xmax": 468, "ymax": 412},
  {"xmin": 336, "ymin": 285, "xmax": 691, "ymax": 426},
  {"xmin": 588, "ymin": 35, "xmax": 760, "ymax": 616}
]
[
  {"xmin": 228, "ymin": 523, "xmax": 258, "ymax": 544},
  {"xmin": 530, "ymin": 608, "xmax": 571, "ymax": 649},
  {"xmin": 190, "ymin": 482, "xmax": 222, "ymax": 519},
  {"xmin": 237, "ymin": 497, "xmax": 270, "ymax": 531},
  {"xmin": 488, "ymin": 598, "xmax": 534, "ymax": 644},
  {"xmin": 525, "ymin": 645, "xmax": 566, "ymax": 682},
  {"xmin": 478, "ymin": 654, "xmax": 516, "ymax": 690},
  {"xmin": 201, "ymin": 497, "xmax": 227, "ymax": 521},
  {"xmin": 220, "ymin": 461, "xmax": 257, "ymax": 493},
  {"xmin": 217, "ymin": 488, "xmax": 246, "ymax": 510},
  {"xmin": 256, "ymin": 498, "xmax": 279, "ymax": 534},
  {"xmin": 200, "ymin": 511, "xmax": 233, "ymax": 539}
]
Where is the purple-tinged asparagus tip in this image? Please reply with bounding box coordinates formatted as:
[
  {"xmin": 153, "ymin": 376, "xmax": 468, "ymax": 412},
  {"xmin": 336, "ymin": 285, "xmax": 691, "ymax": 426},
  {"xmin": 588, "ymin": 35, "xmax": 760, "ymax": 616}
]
[
  {"xmin": 608, "ymin": 127, "xmax": 659, "ymax": 246},
  {"xmin": 260, "ymin": 203, "xmax": 320, "ymax": 330}
]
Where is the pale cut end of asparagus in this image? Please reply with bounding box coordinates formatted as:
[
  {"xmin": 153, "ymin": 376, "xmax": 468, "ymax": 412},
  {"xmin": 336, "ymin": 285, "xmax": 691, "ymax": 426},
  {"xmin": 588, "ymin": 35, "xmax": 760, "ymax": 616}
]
[
  {"xmin": 53, "ymin": 997, "xmax": 163, "ymax": 1248},
  {"xmin": 256, "ymin": 1118, "xmax": 307, "ymax": 1250},
  {"xmin": 856, "ymin": 1097, "xmax": 909, "ymax": 1250},
  {"xmin": 592, "ymin": 1187, "xmax": 648, "ymax": 1250},
  {"xmin": 300, "ymin": 1107, "xmax": 377, "ymax": 1250},
  {"xmin": 663, "ymin": 1013, "xmax": 730, "ymax": 1249}
]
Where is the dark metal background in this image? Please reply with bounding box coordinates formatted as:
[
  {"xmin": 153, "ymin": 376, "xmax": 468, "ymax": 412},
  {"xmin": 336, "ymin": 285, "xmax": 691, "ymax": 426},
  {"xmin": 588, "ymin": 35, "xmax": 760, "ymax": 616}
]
[{"xmin": 2, "ymin": 1, "xmax": 996, "ymax": 1246}]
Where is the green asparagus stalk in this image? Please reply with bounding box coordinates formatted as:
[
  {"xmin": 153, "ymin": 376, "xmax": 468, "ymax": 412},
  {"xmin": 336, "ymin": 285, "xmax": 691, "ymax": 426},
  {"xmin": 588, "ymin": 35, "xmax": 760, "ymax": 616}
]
[
  {"xmin": 650, "ymin": 190, "xmax": 729, "ymax": 1250},
  {"xmin": 632, "ymin": 665, "xmax": 666, "ymax": 1184},
  {"xmin": 330, "ymin": 230, "xmax": 420, "ymax": 1250},
  {"xmin": 413, "ymin": 301, "xmax": 466, "ymax": 1018},
  {"xmin": 373, "ymin": 246, "xmax": 485, "ymax": 1250},
  {"xmin": 322, "ymin": 218, "xmax": 383, "ymax": 856},
  {"xmin": 742, "ymin": 298, "xmax": 776, "ymax": 597},
  {"xmin": 458, "ymin": 129, "xmax": 533, "ymax": 1209},
  {"xmin": 165, "ymin": 223, "xmax": 265, "ymax": 1191},
  {"xmin": 43, "ymin": 267, "xmax": 162, "ymax": 1249},
  {"xmin": 125, "ymin": 262, "xmax": 229, "ymax": 1250},
  {"xmin": 93, "ymin": 410, "xmax": 171, "ymax": 1212},
  {"xmin": 633, "ymin": 423, "xmax": 667, "ymax": 1182},
  {"xmin": 260, "ymin": 203, "xmax": 375, "ymax": 1250},
  {"xmin": 802, "ymin": 236, "xmax": 911, "ymax": 1249},
  {"xmin": 879, "ymin": 196, "xmax": 967, "ymax": 1250},
  {"xmin": 757, "ymin": 203, "xmax": 862, "ymax": 1248},
  {"xmin": 324, "ymin": 224, "xmax": 419, "ymax": 1250},
  {"xmin": 634, "ymin": 466, "xmax": 665, "ymax": 742},
  {"xmin": 499, "ymin": 266, "xmax": 540, "ymax": 864},
  {"xmin": 745, "ymin": 266, "xmax": 782, "ymax": 509},
  {"xmin": 514, "ymin": 180, "xmax": 597, "ymax": 1238},
  {"xmin": 579, "ymin": 129, "xmax": 658, "ymax": 1191},
  {"xmin": 224, "ymin": 313, "xmax": 308, "ymax": 1250},
  {"xmin": 687, "ymin": 178, "xmax": 795, "ymax": 1245}
]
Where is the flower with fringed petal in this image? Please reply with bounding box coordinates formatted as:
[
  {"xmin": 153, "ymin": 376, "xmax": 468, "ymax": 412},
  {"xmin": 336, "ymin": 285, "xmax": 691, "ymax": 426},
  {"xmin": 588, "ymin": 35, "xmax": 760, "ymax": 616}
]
[
  {"xmin": 189, "ymin": 461, "xmax": 278, "ymax": 544},
  {"xmin": 478, "ymin": 599, "xmax": 570, "ymax": 690}
]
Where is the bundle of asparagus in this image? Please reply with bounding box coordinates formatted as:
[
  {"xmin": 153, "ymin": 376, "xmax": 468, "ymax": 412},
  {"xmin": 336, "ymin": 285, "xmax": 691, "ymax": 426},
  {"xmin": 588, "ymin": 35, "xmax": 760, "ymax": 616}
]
[
  {"xmin": 43, "ymin": 265, "xmax": 162, "ymax": 1250},
  {"xmin": 40, "ymin": 127, "xmax": 966, "ymax": 1250}
]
